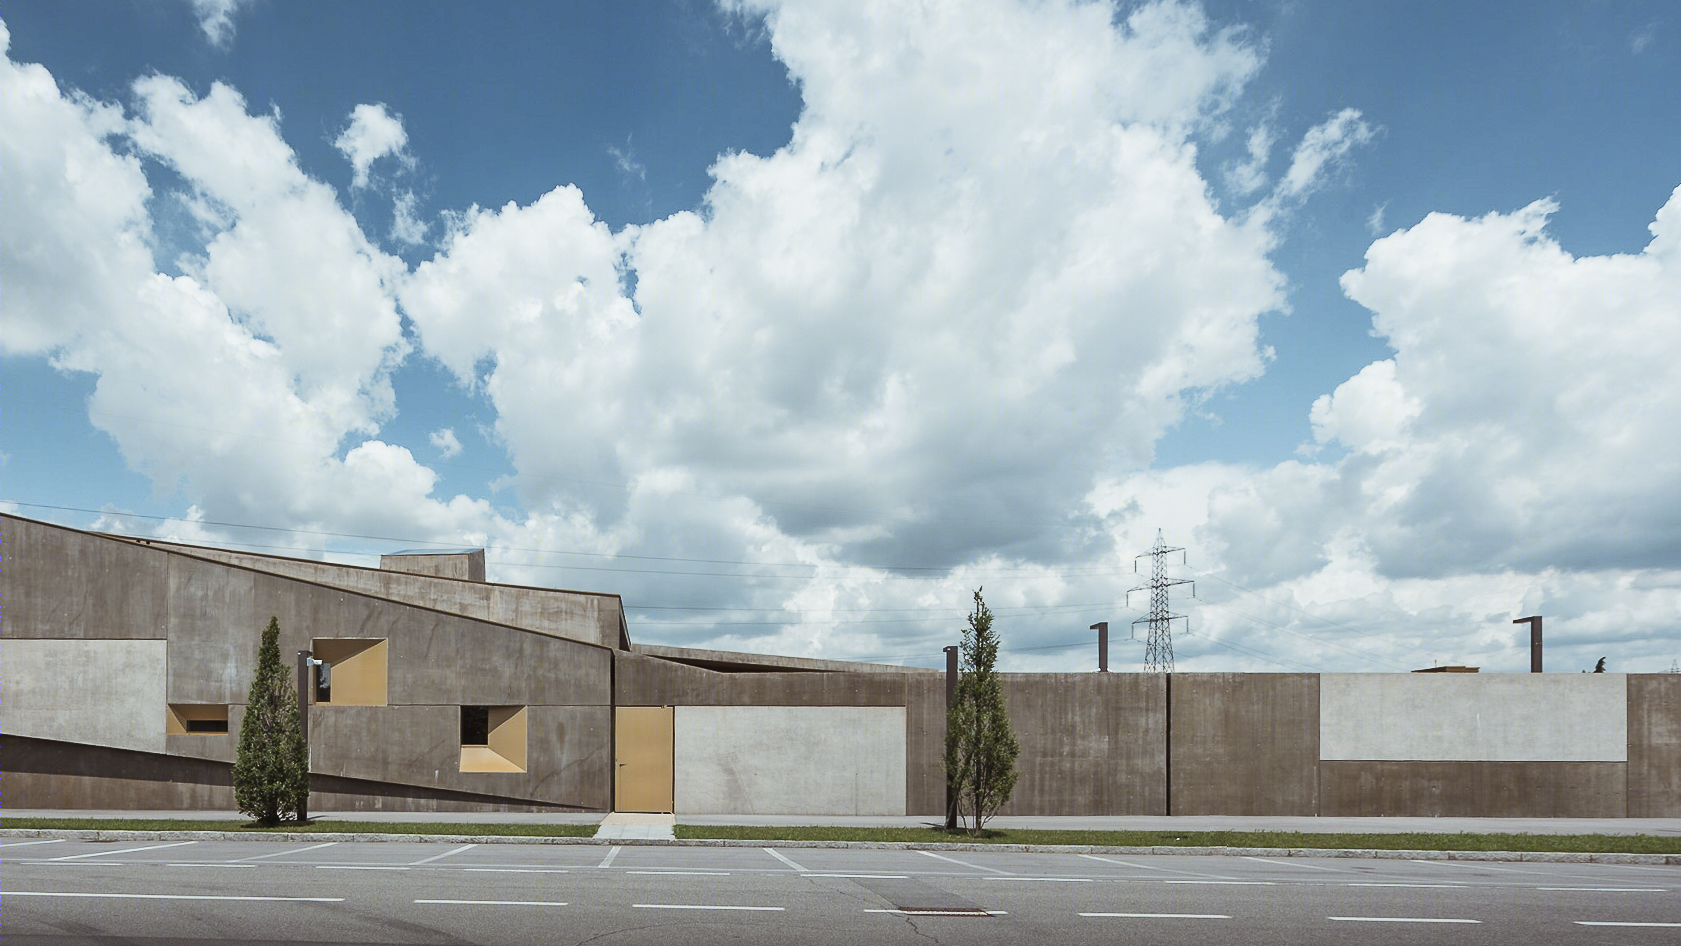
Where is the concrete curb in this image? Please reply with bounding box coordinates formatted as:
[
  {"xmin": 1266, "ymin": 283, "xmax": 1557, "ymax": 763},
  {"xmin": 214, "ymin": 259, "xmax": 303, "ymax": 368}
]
[{"xmin": 4, "ymin": 829, "xmax": 1677, "ymax": 865}]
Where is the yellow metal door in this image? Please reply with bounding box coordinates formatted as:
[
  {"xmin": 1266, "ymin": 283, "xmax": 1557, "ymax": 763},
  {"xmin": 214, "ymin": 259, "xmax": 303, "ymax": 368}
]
[{"xmin": 614, "ymin": 706, "xmax": 674, "ymax": 813}]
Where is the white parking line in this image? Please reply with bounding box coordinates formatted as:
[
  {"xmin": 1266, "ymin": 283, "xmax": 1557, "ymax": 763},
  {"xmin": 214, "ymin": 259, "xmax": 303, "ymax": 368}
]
[
  {"xmin": 1575, "ymin": 921, "xmax": 1681, "ymax": 928},
  {"xmin": 168, "ymin": 864, "xmax": 256, "ymax": 869},
  {"xmin": 1242, "ymin": 856, "xmax": 1345, "ymax": 872},
  {"xmin": 235, "ymin": 841, "xmax": 337, "ymax": 862},
  {"xmin": 51, "ymin": 841, "xmax": 198, "ymax": 861},
  {"xmin": 415, "ymin": 899, "xmax": 567, "ymax": 906},
  {"xmin": 1, "ymin": 839, "xmax": 66, "ymax": 848},
  {"xmin": 1411, "ymin": 859, "xmax": 1536, "ymax": 875},
  {"xmin": 915, "ymin": 850, "xmax": 1009, "ymax": 875},
  {"xmin": 1328, "ymin": 916, "xmax": 1481, "ymax": 924},
  {"xmin": 634, "ymin": 904, "xmax": 785, "ymax": 912},
  {"xmin": 865, "ymin": 909, "xmax": 1006, "ymax": 916},
  {"xmin": 1165, "ymin": 880, "xmax": 1274, "ymax": 885},
  {"xmin": 1076, "ymin": 854, "xmax": 1235, "ymax": 879},
  {"xmin": 803, "ymin": 873, "xmax": 910, "ymax": 880},
  {"xmin": 1346, "ymin": 883, "xmax": 1466, "ymax": 889},
  {"xmin": 463, "ymin": 868, "xmax": 570, "ymax": 874},
  {"xmin": 318, "ymin": 865, "xmax": 409, "ymax": 871},
  {"xmin": 2, "ymin": 892, "xmax": 342, "ymax": 903},
  {"xmin": 762, "ymin": 848, "xmax": 807, "ymax": 872},
  {"xmin": 598, "ymin": 845, "xmax": 622, "ymax": 869},
  {"xmin": 626, "ymin": 871, "xmax": 730, "ymax": 876},
  {"xmin": 1081, "ymin": 912, "xmax": 1231, "ymax": 919},
  {"xmin": 410, "ymin": 843, "xmax": 476, "ymax": 865},
  {"xmin": 1540, "ymin": 887, "xmax": 1666, "ymax": 892},
  {"xmin": 983, "ymin": 877, "xmax": 1093, "ymax": 883}
]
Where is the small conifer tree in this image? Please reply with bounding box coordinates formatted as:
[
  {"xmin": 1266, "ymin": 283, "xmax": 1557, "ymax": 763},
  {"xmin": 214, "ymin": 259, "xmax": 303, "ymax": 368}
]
[
  {"xmin": 943, "ymin": 588, "xmax": 1019, "ymax": 836},
  {"xmin": 232, "ymin": 616, "xmax": 308, "ymax": 824}
]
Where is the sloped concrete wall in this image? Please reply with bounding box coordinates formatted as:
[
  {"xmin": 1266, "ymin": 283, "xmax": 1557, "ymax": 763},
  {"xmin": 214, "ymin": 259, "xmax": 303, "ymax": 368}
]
[{"xmin": 1, "ymin": 639, "xmax": 168, "ymax": 753}]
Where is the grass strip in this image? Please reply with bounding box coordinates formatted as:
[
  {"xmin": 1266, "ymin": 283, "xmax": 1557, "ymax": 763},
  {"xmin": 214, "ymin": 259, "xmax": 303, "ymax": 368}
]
[
  {"xmin": 0, "ymin": 818, "xmax": 597, "ymax": 838},
  {"xmin": 674, "ymin": 825, "xmax": 1681, "ymax": 854}
]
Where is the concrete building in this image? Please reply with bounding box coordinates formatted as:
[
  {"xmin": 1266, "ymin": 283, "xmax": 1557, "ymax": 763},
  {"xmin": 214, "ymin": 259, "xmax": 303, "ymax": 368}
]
[{"xmin": 3, "ymin": 513, "xmax": 1677, "ymax": 817}]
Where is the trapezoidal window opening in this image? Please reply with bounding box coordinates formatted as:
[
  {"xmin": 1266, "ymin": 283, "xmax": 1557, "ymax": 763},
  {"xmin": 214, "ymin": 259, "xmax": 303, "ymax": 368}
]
[
  {"xmin": 166, "ymin": 704, "xmax": 229, "ymax": 735},
  {"xmin": 460, "ymin": 705, "xmax": 527, "ymax": 773},
  {"xmin": 309, "ymin": 639, "xmax": 387, "ymax": 706}
]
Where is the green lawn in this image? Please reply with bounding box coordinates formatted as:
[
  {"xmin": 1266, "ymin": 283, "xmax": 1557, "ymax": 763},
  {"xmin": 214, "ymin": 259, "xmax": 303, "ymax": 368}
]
[{"xmin": 674, "ymin": 824, "xmax": 1681, "ymax": 854}]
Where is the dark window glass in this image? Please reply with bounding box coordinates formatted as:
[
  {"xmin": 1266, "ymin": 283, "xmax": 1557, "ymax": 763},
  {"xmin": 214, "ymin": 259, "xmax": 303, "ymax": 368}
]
[
  {"xmin": 315, "ymin": 661, "xmax": 331, "ymax": 703},
  {"xmin": 186, "ymin": 718, "xmax": 229, "ymax": 734},
  {"xmin": 461, "ymin": 705, "xmax": 490, "ymax": 746}
]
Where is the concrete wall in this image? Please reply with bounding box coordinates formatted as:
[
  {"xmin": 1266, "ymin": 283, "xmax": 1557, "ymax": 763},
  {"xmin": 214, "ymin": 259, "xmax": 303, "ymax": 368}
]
[
  {"xmin": 122, "ymin": 533, "xmax": 623, "ymax": 648},
  {"xmin": 1629, "ymin": 674, "xmax": 1681, "ymax": 816},
  {"xmin": 1171, "ymin": 673, "xmax": 1320, "ymax": 815},
  {"xmin": 997, "ymin": 673, "xmax": 1166, "ymax": 816},
  {"xmin": 1321, "ymin": 673, "xmax": 1628, "ymax": 762},
  {"xmin": 673, "ymin": 706, "xmax": 907, "ymax": 815},
  {"xmin": 1, "ymin": 639, "xmax": 169, "ymax": 753},
  {"xmin": 380, "ymin": 550, "xmax": 485, "ymax": 582},
  {"xmin": 1320, "ymin": 761, "xmax": 1627, "ymax": 817}
]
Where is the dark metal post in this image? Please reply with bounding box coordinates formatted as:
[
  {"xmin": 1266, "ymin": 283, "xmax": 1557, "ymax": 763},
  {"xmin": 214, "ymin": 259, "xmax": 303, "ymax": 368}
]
[
  {"xmin": 943, "ymin": 644, "xmax": 959, "ymax": 831},
  {"xmin": 1091, "ymin": 622, "xmax": 1109, "ymax": 672},
  {"xmin": 296, "ymin": 650, "xmax": 311, "ymax": 822},
  {"xmin": 1515, "ymin": 616, "xmax": 1542, "ymax": 672}
]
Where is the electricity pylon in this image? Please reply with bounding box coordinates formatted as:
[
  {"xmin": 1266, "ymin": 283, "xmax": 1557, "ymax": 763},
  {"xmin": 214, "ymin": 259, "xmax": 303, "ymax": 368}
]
[{"xmin": 1127, "ymin": 530, "xmax": 1194, "ymax": 673}]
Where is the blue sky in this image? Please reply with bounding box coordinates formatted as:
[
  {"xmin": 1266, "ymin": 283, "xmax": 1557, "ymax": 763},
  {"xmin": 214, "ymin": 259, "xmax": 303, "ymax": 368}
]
[{"xmin": 4, "ymin": 0, "xmax": 1678, "ymax": 674}]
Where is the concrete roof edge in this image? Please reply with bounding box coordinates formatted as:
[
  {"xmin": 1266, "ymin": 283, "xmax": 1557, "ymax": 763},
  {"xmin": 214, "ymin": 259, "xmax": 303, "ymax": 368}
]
[{"xmin": 630, "ymin": 642, "xmax": 936, "ymax": 674}]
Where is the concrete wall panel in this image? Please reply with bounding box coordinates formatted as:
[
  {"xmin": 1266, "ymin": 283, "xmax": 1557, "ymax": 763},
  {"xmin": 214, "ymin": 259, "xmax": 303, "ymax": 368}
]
[
  {"xmin": 904, "ymin": 673, "xmax": 948, "ymax": 816},
  {"xmin": 673, "ymin": 706, "xmax": 907, "ymax": 815},
  {"xmin": 166, "ymin": 556, "xmax": 256, "ymax": 704},
  {"xmin": 1629, "ymin": 674, "xmax": 1681, "ymax": 817},
  {"xmin": 2, "ymin": 515, "xmax": 168, "ymax": 639},
  {"xmin": 1, "ymin": 639, "xmax": 168, "ymax": 752},
  {"xmin": 1321, "ymin": 673, "xmax": 1628, "ymax": 762},
  {"xmin": 998, "ymin": 673, "xmax": 1166, "ymax": 816},
  {"xmin": 307, "ymin": 703, "xmax": 610, "ymax": 810},
  {"xmin": 1172, "ymin": 673, "xmax": 1319, "ymax": 816},
  {"xmin": 1321, "ymin": 761, "xmax": 1627, "ymax": 817}
]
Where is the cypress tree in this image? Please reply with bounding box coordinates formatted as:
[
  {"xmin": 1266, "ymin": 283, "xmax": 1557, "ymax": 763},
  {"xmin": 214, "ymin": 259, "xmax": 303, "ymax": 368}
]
[
  {"xmin": 943, "ymin": 588, "xmax": 1019, "ymax": 836},
  {"xmin": 232, "ymin": 616, "xmax": 308, "ymax": 824}
]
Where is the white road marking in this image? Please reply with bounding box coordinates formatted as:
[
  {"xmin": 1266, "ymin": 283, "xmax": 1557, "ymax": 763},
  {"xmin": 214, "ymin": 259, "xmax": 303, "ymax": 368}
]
[
  {"xmin": 627, "ymin": 870, "xmax": 730, "ymax": 876},
  {"xmin": 1346, "ymin": 883, "xmax": 1466, "ymax": 889},
  {"xmin": 1, "ymin": 839, "xmax": 66, "ymax": 848},
  {"xmin": 597, "ymin": 845, "xmax": 622, "ymax": 869},
  {"xmin": 1576, "ymin": 921, "xmax": 1681, "ymax": 928},
  {"xmin": 803, "ymin": 873, "xmax": 910, "ymax": 880},
  {"xmin": 1076, "ymin": 854, "xmax": 1236, "ymax": 879},
  {"xmin": 235, "ymin": 841, "xmax": 337, "ymax": 861},
  {"xmin": 1165, "ymin": 880, "xmax": 1274, "ymax": 885},
  {"xmin": 463, "ymin": 868, "xmax": 570, "ymax": 874},
  {"xmin": 634, "ymin": 904, "xmax": 785, "ymax": 912},
  {"xmin": 983, "ymin": 877, "xmax": 1093, "ymax": 883},
  {"xmin": 410, "ymin": 843, "xmax": 476, "ymax": 865},
  {"xmin": 317, "ymin": 865, "xmax": 409, "ymax": 871},
  {"xmin": 168, "ymin": 864, "xmax": 256, "ymax": 869},
  {"xmin": 1081, "ymin": 912, "xmax": 1231, "ymax": 919},
  {"xmin": 1243, "ymin": 856, "xmax": 1344, "ymax": 872},
  {"xmin": 1540, "ymin": 887, "xmax": 1666, "ymax": 892},
  {"xmin": 1411, "ymin": 859, "xmax": 1536, "ymax": 875},
  {"xmin": 2, "ymin": 892, "xmax": 342, "ymax": 902},
  {"xmin": 51, "ymin": 841, "xmax": 198, "ymax": 861},
  {"xmin": 865, "ymin": 909, "xmax": 1006, "ymax": 916},
  {"xmin": 415, "ymin": 899, "xmax": 567, "ymax": 906},
  {"xmin": 915, "ymin": 849, "xmax": 1009, "ymax": 875},
  {"xmin": 762, "ymin": 848, "xmax": 807, "ymax": 872},
  {"xmin": 1328, "ymin": 916, "xmax": 1481, "ymax": 924}
]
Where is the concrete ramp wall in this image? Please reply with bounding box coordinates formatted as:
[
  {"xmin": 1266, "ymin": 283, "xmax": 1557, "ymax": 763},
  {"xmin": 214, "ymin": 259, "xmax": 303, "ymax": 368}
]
[{"xmin": 673, "ymin": 706, "xmax": 907, "ymax": 815}]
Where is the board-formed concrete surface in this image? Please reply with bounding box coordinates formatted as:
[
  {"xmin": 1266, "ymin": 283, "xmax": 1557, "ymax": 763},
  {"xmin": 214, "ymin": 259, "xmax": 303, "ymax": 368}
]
[
  {"xmin": 1320, "ymin": 673, "xmax": 1628, "ymax": 762},
  {"xmin": 674, "ymin": 706, "xmax": 908, "ymax": 815},
  {"xmin": 1171, "ymin": 673, "xmax": 1319, "ymax": 816},
  {"xmin": 1629, "ymin": 674, "xmax": 1681, "ymax": 816},
  {"xmin": 1, "ymin": 639, "xmax": 168, "ymax": 752},
  {"xmin": 998, "ymin": 673, "xmax": 1166, "ymax": 816}
]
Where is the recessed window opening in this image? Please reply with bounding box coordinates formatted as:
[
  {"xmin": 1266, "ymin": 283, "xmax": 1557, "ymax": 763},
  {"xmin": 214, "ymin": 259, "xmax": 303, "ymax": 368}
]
[
  {"xmin": 167, "ymin": 704, "xmax": 230, "ymax": 735},
  {"xmin": 309, "ymin": 639, "xmax": 387, "ymax": 706},
  {"xmin": 315, "ymin": 661, "xmax": 332, "ymax": 704},
  {"xmin": 459, "ymin": 705, "xmax": 527, "ymax": 773}
]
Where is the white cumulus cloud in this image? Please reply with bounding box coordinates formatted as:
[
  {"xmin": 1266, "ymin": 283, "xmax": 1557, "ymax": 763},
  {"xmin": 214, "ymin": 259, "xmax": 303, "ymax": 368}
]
[{"xmin": 335, "ymin": 103, "xmax": 411, "ymax": 189}]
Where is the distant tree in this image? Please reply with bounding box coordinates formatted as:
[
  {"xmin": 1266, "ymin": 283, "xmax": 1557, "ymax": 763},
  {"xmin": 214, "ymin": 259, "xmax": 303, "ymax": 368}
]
[
  {"xmin": 943, "ymin": 588, "xmax": 1019, "ymax": 837},
  {"xmin": 232, "ymin": 616, "xmax": 308, "ymax": 825}
]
